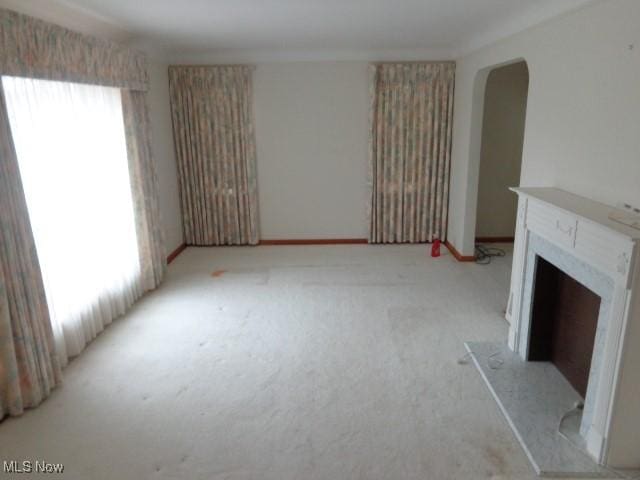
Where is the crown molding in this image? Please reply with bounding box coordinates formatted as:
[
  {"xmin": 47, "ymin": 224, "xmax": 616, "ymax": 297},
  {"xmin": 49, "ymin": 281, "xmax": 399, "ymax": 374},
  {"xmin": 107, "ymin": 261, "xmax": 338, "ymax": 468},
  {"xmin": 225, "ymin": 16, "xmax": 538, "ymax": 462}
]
[
  {"xmin": 165, "ymin": 46, "xmax": 454, "ymax": 65},
  {"xmin": 450, "ymin": 0, "xmax": 597, "ymax": 58}
]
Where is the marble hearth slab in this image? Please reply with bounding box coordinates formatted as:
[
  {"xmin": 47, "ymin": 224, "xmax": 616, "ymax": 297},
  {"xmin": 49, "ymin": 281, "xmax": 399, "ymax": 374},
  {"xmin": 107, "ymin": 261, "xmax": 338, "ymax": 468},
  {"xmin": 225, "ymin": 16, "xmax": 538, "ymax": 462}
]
[{"xmin": 464, "ymin": 341, "xmax": 611, "ymax": 478}]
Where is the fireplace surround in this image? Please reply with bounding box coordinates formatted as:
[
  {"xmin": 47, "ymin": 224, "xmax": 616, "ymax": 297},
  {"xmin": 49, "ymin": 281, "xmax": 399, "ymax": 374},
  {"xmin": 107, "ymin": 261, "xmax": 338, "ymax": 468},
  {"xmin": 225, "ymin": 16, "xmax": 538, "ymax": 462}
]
[{"xmin": 505, "ymin": 187, "xmax": 640, "ymax": 468}]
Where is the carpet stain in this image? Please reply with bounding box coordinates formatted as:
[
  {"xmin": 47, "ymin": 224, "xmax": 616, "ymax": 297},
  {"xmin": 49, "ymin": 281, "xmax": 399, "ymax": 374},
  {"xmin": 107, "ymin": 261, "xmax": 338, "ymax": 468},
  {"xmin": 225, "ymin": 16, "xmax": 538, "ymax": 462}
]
[
  {"xmin": 211, "ymin": 269, "xmax": 227, "ymax": 277},
  {"xmin": 483, "ymin": 444, "xmax": 507, "ymax": 475},
  {"xmin": 176, "ymin": 386, "xmax": 189, "ymax": 397}
]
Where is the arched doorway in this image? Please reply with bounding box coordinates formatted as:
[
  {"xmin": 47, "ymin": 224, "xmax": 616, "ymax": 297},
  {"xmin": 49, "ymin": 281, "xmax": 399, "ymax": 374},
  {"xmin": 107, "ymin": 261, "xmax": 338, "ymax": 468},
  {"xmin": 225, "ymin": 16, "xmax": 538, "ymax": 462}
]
[{"xmin": 475, "ymin": 61, "xmax": 529, "ymax": 244}]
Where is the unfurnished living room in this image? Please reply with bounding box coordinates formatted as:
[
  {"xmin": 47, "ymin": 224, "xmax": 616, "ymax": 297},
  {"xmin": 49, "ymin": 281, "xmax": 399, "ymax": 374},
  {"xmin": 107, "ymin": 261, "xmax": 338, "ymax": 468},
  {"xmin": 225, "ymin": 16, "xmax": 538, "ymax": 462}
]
[{"xmin": 1, "ymin": 1, "xmax": 639, "ymax": 479}]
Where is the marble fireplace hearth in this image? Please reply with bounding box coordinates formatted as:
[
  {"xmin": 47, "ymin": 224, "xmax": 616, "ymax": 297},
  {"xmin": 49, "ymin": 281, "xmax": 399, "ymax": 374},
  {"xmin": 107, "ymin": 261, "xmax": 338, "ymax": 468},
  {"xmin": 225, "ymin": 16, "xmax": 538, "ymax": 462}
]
[
  {"xmin": 466, "ymin": 188, "xmax": 640, "ymax": 476},
  {"xmin": 465, "ymin": 341, "xmax": 611, "ymax": 477}
]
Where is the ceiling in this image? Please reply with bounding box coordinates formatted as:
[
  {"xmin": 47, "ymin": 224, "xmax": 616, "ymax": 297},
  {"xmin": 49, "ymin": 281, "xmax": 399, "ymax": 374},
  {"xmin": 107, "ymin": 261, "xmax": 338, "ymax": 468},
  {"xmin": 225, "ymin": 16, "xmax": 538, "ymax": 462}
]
[{"xmin": 2, "ymin": 0, "xmax": 595, "ymax": 60}]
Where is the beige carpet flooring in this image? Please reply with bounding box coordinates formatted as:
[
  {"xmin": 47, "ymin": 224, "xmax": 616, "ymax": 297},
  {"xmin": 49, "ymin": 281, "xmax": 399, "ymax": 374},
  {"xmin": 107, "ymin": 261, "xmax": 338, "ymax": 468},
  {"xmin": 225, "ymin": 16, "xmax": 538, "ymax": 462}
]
[{"xmin": 0, "ymin": 244, "xmax": 594, "ymax": 480}]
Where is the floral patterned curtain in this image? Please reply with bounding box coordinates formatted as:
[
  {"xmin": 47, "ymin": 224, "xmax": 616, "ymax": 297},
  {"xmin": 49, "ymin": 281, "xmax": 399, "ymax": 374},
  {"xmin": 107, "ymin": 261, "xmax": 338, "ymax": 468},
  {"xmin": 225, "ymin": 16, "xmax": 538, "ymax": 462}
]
[
  {"xmin": 0, "ymin": 8, "xmax": 160, "ymax": 419},
  {"xmin": 368, "ymin": 62, "xmax": 455, "ymax": 243},
  {"xmin": 0, "ymin": 8, "xmax": 148, "ymax": 90},
  {"xmin": 0, "ymin": 84, "xmax": 62, "ymax": 420},
  {"xmin": 121, "ymin": 90, "xmax": 166, "ymax": 291},
  {"xmin": 169, "ymin": 66, "xmax": 259, "ymax": 245}
]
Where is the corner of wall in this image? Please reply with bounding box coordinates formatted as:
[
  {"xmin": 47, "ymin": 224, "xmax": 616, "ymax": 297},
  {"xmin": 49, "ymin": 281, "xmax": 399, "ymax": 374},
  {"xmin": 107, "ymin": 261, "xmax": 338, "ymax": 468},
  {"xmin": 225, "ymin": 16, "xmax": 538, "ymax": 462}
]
[{"xmin": 146, "ymin": 60, "xmax": 184, "ymax": 253}]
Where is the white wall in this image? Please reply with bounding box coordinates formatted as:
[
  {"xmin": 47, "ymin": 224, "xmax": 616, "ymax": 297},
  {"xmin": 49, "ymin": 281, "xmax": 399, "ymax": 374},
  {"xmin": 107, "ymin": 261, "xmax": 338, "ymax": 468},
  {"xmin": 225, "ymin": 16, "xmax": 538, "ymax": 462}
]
[
  {"xmin": 147, "ymin": 61, "xmax": 183, "ymax": 252},
  {"xmin": 475, "ymin": 61, "xmax": 528, "ymax": 238},
  {"xmin": 253, "ymin": 62, "xmax": 369, "ymax": 239},
  {"xmin": 448, "ymin": 0, "xmax": 640, "ymax": 256}
]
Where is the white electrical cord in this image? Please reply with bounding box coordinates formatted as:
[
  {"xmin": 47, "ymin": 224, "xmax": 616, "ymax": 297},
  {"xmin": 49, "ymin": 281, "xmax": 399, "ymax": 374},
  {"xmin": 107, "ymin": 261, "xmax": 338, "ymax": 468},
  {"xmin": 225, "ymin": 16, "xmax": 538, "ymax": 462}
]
[
  {"xmin": 487, "ymin": 351, "xmax": 504, "ymax": 370},
  {"xmin": 558, "ymin": 404, "xmax": 640, "ymax": 479},
  {"xmin": 457, "ymin": 350, "xmax": 503, "ymax": 370}
]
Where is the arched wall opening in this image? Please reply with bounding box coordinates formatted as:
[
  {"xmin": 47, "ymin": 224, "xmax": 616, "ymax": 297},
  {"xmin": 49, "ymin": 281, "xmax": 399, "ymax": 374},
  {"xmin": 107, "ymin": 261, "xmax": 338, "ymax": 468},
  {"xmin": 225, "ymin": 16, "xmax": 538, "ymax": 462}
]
[
  {"xmin": 475, "ymin": 61, "xmax": 529, "ymax": 242},
  {"xmin": 458, "ymin": 57, "xmax": 530, "ymax": 257}
]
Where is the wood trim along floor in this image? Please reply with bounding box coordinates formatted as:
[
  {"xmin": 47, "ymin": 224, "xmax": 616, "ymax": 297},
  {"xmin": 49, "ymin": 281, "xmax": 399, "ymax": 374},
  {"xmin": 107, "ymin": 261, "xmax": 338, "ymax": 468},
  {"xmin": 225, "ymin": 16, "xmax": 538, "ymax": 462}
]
[
  {"xmin": 259, "ymin": 238, "xmax": 368, "ymax": 246},
  {"xmin": 476, "ymin": 236, "xmax": 515, "ymax": 243},
  {"xmin": 168, "ymin": 240, "xmax": 478, "ymax": 264},
  {"xmin": 168, "ymin": 240, "xmax": 367, "ymax": 257},
  {"xmin": 444, "ymin": 240, "xmax": 475, "ymax": 262},
  {"xmin": 167, "ymin": 243, "xmax": 187, "ymax": 264}
]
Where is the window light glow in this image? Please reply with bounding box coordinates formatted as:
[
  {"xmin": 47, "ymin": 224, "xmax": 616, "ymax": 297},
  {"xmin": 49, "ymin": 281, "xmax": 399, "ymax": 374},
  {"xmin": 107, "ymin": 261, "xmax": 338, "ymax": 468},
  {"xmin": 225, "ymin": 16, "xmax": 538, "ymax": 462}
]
[{"xmin": 2, "ymin": 76, "xmax": 140, "ymax": 359}]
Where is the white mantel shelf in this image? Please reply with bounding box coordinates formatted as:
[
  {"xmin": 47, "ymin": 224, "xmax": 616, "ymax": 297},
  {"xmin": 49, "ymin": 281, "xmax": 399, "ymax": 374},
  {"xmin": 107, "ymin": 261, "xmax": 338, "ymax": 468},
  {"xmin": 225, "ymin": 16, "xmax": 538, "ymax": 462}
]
[{"xmin": 511, "ymin": 187, "xmax": 640, "ymax": 242}]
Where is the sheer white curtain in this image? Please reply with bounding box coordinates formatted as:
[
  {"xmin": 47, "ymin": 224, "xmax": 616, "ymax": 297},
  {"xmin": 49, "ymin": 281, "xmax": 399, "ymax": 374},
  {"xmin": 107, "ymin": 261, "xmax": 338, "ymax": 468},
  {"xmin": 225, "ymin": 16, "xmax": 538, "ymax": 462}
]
[{"xmin": 2, "ymin": 76, "xmax": 141, "ymax": 365}]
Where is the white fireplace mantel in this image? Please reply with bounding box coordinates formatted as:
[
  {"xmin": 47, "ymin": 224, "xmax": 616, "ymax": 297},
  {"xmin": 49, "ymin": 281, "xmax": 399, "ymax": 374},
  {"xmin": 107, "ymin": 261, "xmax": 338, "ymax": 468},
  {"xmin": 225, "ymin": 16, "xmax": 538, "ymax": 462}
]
[{"xmin": 506, "ymin": 187, "xmax": 640, "ymax": 468}]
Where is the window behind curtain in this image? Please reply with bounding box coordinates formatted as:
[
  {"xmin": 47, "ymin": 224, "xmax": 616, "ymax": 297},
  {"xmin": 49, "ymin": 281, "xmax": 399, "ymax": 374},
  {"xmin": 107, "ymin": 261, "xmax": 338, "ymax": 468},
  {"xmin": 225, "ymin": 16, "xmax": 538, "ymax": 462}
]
[{"xmin": 2, "ymin": 76, "xmax": 141, "ymax": 360}]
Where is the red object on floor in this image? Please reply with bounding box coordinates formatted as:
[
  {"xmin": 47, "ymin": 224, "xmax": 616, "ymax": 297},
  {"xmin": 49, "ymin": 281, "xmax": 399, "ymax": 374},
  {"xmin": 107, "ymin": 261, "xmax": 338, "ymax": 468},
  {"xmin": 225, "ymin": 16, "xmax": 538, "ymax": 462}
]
[{"xmin": 431, "ymin": 239, "xmax": 441, "ymax": 257}]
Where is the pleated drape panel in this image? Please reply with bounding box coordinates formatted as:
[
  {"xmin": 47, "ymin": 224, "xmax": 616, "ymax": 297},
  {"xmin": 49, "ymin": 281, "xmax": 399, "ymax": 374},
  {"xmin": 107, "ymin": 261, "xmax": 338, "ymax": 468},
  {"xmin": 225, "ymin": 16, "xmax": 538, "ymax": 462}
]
[
  {"xmin": 368, "ymin": 63, "xmax": 455, "ymax": 244},
  {"xmin": 169, "ymin": 65, "xmax": 259, "ymax": 246},
  {"xmin": 0, "ymin": 8, "xmax": 163, "ymax": 419},
  {"xmin": 122, "ymin": 90, "xmax": 167, "ymax": 291},
  {"xmin": 0, "ymin": 85, "xmax": 62, "ymax": 420}
]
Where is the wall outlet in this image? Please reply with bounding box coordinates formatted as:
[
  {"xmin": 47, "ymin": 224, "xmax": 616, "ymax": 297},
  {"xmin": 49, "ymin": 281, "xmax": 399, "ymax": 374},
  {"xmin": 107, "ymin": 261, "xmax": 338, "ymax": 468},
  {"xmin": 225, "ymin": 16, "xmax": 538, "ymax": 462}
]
[
  {"xmin": 616, "ymin": 202, "xmax": 640, "ymax": 215},
  {"xmin": 611, "ymin": 202, "xmax": 640, "ymax": 230}
]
